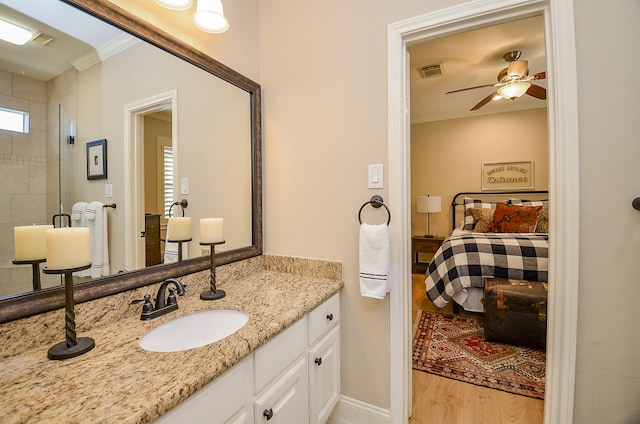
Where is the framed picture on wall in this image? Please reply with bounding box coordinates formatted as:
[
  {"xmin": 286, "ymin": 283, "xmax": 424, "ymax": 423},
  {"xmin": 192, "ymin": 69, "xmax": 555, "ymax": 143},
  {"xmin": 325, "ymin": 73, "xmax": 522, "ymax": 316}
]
[
  {"xmin": 481, "ymin": 161, "xmax": 534, "ymax": 191},
  {"xmin": 86, "ymin": 139, "xmax": 107, "ymax": 180}
]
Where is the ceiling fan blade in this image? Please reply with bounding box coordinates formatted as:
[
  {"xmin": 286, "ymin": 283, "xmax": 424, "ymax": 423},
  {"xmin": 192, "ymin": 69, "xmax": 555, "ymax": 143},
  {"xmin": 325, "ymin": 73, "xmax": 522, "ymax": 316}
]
[
  {"xmin": 446, "ymin": 83, "xmax": 496, "ymax": 94},
  {"xmin": 470, "ymin": 91, "xmax": 498, "ymax": 111},
  {"xmin": 526, "ymin": 84, "xmax": 547, "ymax": 100},
  {"xmin": 530, "ymin": 71, "xmax": 546, "ymax": 80},
  {"xmin": 507, "ymin": 60, "xmax": 528, "ymax": 78}
]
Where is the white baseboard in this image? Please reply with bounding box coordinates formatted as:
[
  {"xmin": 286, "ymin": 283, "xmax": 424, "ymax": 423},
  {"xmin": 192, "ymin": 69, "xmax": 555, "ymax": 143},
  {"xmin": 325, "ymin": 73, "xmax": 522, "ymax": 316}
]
[{"xmin": 328, "ymin": 395, "xmax": 390, "ymax": 424}]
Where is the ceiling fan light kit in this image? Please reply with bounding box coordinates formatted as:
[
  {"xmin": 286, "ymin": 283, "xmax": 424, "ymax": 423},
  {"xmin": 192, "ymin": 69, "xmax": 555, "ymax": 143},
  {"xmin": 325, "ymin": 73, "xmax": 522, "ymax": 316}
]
[
  {"xmin": 446, "ymin": 50, "xmax": 546, "ymax": 110},
  {"xmin": 497, "ymin": 81, "xmax": 531, "ymax": 99}
]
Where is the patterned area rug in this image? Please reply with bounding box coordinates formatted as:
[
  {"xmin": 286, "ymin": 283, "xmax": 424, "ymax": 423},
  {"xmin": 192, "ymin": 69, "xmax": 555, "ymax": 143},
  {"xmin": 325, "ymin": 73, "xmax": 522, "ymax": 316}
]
[{"xmin": 412, "ymin": 311, "xmax": 546, "ymax": 399}]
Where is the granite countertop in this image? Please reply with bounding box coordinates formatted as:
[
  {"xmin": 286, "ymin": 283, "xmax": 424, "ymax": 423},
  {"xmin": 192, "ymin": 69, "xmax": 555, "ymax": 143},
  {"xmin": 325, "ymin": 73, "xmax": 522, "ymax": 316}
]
[{"xmin": 0, "ymin": 256, "xmax": 342, "ymax": 424}]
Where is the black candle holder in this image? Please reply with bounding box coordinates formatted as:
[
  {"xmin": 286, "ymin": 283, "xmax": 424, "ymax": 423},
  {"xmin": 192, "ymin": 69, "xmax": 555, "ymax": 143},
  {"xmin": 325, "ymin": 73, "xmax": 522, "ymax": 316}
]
[
  {"xmin": 167, "ymin": 238, "xmax": 192, "ymax": 262},
  {"xmin": 12, "ymin": 258, "xmax": 46, "ymax": 291},
  {"xmin": 199, "ymin": 241, "xmax": 226, "ymax": 300},
  {"xmin": 43, "ymin": 264, "xmax": 95, "ymax": 360}
]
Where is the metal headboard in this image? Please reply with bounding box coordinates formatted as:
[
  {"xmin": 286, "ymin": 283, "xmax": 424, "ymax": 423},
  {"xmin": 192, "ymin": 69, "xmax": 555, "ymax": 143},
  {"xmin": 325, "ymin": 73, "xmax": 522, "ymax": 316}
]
[{"xmin": 451, "ymin": 190, "xmax": 549, "ymax": 231}]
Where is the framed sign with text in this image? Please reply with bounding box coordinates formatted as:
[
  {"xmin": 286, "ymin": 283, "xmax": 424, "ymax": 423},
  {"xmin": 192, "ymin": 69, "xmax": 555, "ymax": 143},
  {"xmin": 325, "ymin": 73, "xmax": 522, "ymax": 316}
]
[{"xmin": 481, "ymin": 161, "xmax": 534, "ymax": 191}]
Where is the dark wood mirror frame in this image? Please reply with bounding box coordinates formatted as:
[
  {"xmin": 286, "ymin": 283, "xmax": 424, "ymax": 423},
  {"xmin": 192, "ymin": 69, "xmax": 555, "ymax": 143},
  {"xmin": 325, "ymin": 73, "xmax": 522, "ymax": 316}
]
[{"xmin": 0, "ymin": 0, "xmax": 262, "ymax": 324}]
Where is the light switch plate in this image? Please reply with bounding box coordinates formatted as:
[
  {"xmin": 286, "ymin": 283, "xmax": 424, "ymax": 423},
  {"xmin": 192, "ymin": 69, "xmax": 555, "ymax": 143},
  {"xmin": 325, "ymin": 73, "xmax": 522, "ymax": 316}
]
[
  {"xmin": 181, "ymin": 178, "xmax": 189, "ymax": 194},
  {"xmin": 104, "ymin": 183, "xmax": 113, "ymax": 198},
  {"xmin": 368, "ymin": 164, "xmax": 383, "ymax": 189}
]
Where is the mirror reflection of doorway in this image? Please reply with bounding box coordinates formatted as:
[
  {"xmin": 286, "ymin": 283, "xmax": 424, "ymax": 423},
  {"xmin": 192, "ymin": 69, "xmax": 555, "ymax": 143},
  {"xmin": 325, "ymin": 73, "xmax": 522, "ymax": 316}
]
[
  {"xmin": 142, "ymin": 112, "xmax": 173, "ymax": 267},
  {"xmin": 125, "ymin": 90, "xmax": 177, "ymax": 272}
]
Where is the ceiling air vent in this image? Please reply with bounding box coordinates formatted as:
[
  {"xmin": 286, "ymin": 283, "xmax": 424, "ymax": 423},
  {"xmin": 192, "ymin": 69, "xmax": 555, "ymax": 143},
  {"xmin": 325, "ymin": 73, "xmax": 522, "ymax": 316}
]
[
  {"xmin": 31, "ymin": 31, "xmax": 54, "ymax": 46},
  {"xmin": 418, "ymin": 63, "xmax": 444, "ymax": 78}
]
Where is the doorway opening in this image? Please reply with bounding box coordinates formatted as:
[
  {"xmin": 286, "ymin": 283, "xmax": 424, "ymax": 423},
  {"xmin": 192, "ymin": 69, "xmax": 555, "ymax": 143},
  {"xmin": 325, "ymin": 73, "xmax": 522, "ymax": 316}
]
[
  {"xmin": 387, "ymin": 2, "xmax": 580, "ymax": 423},
  {"xmin": 124, "ymin": 90, "xmax": 178, "ymax": 271},
  {"xmin": 407, "ymin": 14, "xmax": 547, "ymax": 423}
]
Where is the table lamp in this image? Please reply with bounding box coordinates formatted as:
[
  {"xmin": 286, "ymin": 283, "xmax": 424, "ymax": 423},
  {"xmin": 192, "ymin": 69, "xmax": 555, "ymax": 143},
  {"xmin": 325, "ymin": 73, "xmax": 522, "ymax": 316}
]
[{"xmin": 417, "ymin": 195, "xmax": 441, "ymax": 238}]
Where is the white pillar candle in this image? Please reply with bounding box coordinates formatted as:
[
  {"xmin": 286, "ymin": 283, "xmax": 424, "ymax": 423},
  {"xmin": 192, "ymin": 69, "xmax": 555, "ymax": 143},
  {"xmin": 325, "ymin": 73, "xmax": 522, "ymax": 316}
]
[
  {"xmin": 200, "ymin": 218, "xmax": 224, "ymax": 243},
  {"xmin": 45, "ymin": 227, "xmax": 90, "ymax": 270},
  {"xmin": 168, "ymin": 217, "xmax": 192, "ymax": 241},
  {"xmin": 14, "ymin": 224, "xmax": 54, "ymax": 260}
]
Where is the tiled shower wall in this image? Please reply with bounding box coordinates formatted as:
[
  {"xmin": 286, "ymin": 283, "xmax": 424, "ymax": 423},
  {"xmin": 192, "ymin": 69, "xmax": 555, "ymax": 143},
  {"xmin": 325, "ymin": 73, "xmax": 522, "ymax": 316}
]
[{"xmin": 0, "ymin": 69, "xmax": 77, "ymax": 296}]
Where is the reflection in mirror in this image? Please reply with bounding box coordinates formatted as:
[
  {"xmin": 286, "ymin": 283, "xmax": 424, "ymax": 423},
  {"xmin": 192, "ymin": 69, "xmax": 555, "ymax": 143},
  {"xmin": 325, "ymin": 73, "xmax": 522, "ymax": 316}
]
[{"xmin": 0, "ymin": 0, "xmax": 262, "ymax": 323}]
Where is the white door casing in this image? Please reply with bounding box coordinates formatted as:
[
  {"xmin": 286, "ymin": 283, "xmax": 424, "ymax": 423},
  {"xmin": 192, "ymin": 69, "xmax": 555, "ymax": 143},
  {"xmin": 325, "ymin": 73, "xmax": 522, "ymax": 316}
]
[{"xmin": 387, "ymin": 1, "xmax": 580, "ymax": 423}]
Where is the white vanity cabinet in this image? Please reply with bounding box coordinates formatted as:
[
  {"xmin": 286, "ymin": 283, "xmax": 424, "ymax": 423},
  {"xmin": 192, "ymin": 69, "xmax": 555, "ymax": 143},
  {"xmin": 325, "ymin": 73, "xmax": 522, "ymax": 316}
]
[
  {"xmin": 155, "ymin": 355, "xmax": 254, "ymax": 424},
  {"xmin": 254, "ymin": 292, "xmax": 341, "ymax": 424},
  {"xmin": 253, "ymin": 317, "xmax": 308, "ymax": 423},
  {"xmin": 154, "ymin": 293, "xmax": 340, "ymax": 424},
  {"xmin": 307, "ymin": 294, "xmax": 341, "ymax": 424}
]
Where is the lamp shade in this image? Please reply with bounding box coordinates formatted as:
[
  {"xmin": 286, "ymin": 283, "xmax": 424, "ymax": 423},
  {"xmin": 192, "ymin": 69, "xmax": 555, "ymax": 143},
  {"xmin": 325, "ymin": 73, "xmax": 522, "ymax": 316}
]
[
  {"xmin": 417, "ymin": 196, "xmax": 441, "ymax": 213},
  {"xmin": 154, "ymin": 0, "xmax": 193, "ymax": 10},
  {"xmin": 497, "ymin": 81, "xmax": 531, "ymax": 99},
  {"xmin": 193, "ymin": 0, "xmax": 229, "ymax": 33}
]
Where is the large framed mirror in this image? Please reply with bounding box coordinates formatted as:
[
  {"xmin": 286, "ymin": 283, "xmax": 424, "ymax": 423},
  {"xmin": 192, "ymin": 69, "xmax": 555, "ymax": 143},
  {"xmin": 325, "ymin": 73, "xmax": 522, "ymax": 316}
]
[{"xmin": 0, "ymin": 0, "xmax": 262, "ymax": 323}]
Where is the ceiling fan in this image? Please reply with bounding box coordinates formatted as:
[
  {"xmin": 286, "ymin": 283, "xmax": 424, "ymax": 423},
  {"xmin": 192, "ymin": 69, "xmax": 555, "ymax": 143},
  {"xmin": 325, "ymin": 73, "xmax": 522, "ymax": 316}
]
[{"xmin": 446, "ymin": 50, "xmax": 546, "ymax": 111}]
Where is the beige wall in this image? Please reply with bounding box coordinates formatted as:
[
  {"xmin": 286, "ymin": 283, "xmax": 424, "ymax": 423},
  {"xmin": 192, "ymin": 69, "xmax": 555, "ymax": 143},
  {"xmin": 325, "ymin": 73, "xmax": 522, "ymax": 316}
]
[
  {"xmin": 411, "ymin": 108, "xmax": 549, "ymax": 237},
  {"xmin": 107, "ymin": 0, "xmax": 261, "ymax": 83},
  {"xmin": 77, "ymin": 38, "xmax": 253, "ymax": 271},
  {"xmin": 573, "ymin": 0, "xmax": 640, "ymax": 422},
  {"xmin": 109, "ymin": 0, "xmax": 640, "ymax": 421}
]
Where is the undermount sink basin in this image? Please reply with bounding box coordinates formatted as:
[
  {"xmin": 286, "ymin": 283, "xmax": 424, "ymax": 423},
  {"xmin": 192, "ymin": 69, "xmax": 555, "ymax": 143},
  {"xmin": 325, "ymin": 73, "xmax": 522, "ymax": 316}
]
[{"xmin": 139, "ymin": 309, "xmax": 249, "ymax": 352}]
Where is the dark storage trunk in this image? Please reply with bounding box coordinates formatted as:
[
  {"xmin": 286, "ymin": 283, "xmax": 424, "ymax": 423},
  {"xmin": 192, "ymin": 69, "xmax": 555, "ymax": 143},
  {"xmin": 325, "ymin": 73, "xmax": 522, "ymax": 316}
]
[{"xmin": 483, "ymin": 277, "xmax": 548, "ymax": 349}]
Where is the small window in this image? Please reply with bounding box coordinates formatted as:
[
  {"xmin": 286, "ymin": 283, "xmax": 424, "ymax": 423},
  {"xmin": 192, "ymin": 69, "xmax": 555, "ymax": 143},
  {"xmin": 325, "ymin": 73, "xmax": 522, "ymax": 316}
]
[
  {"xmin": 0, "ymin": 108, "xmax": 29, "ymax": 133},
  {"xmin": 162, "ymin": 144, "xmax": 174, "ymax": 219}
]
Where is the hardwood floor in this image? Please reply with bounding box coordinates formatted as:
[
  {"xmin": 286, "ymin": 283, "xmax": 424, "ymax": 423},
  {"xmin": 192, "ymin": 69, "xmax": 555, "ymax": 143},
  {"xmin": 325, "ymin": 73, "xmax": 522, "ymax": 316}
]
[{"xmin": 409, "ymin": 274, "xmax": 544, "ymax": 424}]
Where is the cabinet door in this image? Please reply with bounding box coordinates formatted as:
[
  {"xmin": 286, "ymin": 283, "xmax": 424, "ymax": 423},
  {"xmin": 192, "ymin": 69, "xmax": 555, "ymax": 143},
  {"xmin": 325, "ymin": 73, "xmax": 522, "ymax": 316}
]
[
  {"xmin": 308, "ymin": 325, "xmax": 340, "ymax": 424},
  {"xmin": 254, "ymin": 357, "xmax": 308, "ymax": 424},
  {"xmin": 155, "ymin": 356, "xmax": 254, "ymax": 424}
]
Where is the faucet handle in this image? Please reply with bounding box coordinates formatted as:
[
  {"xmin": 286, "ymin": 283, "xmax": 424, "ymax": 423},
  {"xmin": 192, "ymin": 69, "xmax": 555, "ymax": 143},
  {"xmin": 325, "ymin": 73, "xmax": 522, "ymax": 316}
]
[
  {"xmin": 167, "ymin": 288, "xmax": 177, "ymax": 306},
  {"xmin": 131, "ymin": 294, "xmax": 153, "ymax": 313}
]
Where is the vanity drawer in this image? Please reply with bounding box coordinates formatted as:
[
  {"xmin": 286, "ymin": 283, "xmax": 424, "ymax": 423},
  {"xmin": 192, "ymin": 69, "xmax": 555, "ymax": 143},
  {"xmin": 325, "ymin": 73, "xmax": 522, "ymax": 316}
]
[
  {"xmin": 308, "ymin": 293, "xmax": 340, "ymax": 346},
  {"xmin": 254, "ymin": 316, "xmax": 307, "ymax": 394}
]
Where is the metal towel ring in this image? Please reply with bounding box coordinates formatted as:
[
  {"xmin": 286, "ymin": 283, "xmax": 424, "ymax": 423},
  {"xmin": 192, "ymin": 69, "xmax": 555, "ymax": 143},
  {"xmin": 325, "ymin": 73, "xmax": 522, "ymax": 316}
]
[{"xmin": 358, "ymin": 195, "xmax": 391, "ymax": 225}]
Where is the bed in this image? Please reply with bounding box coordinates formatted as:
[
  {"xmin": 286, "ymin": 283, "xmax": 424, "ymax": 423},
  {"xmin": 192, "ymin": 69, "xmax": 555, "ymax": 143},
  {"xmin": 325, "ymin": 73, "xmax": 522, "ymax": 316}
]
[{"xmin": 424, "ymin": 191, "xmax": 549, "ymax": 313}]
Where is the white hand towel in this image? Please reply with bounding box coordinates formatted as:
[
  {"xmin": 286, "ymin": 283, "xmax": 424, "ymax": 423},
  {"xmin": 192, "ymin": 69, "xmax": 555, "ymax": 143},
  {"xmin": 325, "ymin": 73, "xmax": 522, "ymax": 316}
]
[
  {"xmin": 84, "ymin": 203, "xmax": 97, "ymax": 221},
  {"xmin": 75, "ymin": 201, "xmax": 110, "ymax": 278},
  {"xmin": 71, "ymin": 202, "xmax": 87, "ymax": 223},
  {"xmin": 359, "ymin": 223, "xmax": 390, "ymax": 299},
  {"xmin": 163, "ymin": 225, "xmax": 189, "ymax": 264}
]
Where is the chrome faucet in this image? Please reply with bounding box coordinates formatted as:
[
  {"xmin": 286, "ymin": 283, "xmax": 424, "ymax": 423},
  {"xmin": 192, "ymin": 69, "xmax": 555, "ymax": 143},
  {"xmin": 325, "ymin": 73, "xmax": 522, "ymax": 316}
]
[{"xmin": 131, "ymin": 278, "xmax": 186, "ymax": 320}]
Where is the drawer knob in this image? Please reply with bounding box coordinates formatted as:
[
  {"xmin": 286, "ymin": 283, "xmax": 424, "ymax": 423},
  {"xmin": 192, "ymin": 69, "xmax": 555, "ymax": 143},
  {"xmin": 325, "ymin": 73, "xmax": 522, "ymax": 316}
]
[
  {"xmin": 326, "ymin": 313, "xmax": 334, "ymax": 321},
  {"xmin": 263, "ymin": 408, "xmax": 274, "ymax": 420},
  {"xmin": 315, "ymin": 357, "xmax": 323, "ymax": 366}
]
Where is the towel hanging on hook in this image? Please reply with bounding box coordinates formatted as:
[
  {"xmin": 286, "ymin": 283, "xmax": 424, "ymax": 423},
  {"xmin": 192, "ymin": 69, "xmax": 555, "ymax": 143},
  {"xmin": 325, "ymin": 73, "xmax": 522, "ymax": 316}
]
[{"xmin": 358, "ymin": 195, "xmax": 391, "ymax": 225}]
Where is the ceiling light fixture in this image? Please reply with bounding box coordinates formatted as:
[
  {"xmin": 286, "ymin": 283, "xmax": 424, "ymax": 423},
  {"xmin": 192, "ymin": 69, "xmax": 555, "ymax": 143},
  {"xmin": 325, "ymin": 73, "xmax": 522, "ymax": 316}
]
[
  {"xmin": 0, "ymin": 18, "xmax": 33, "ymax": 46},
  {"xmin": 193, "ymin": 0, "xmax": 229, "ymax": 33},
  {"xmin": 154, "ymin": 0, "xmax": 193, "ymax": 10},
  {"xmin": 497, "ymin": 81, "xmax": 531, "ymax": 100}
]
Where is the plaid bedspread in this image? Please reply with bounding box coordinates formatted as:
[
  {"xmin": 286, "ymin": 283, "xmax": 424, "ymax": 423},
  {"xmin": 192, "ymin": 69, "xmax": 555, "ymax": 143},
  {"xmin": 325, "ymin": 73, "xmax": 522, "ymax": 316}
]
[{"xmin": 425, "ymin": 232, "xmax": 548, "ymax": 308}]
